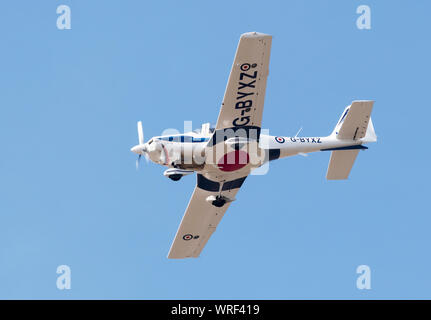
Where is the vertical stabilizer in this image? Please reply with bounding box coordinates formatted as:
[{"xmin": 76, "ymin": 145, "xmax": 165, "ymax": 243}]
[{"xmin": 332, "ymin": 100, "xmax": 374, "ymax": 140}]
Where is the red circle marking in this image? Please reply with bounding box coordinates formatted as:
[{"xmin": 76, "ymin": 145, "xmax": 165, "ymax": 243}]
[
  {"xmin": 183, "ymin": 234, "xmax": 193, "ymax": 241},
  {"xmin": 241, "ymin": 63, "xmax": 250, "ymax": 71},
  {"xmin": 275, "ymin": 136, "xmax": 285, "ymax": 143},
  {"xmin": 217, "ymin": 150, "xmax": 249, "ymax": 172}
]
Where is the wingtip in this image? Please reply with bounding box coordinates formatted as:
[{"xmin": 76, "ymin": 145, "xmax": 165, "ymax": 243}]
[
  {"xmin": 351, "ymin": 99, "xmax": 375, "ymax": 104},
  {"xmin": 241, "ymin": 31, "xmax": 272, "ymax": 39}
]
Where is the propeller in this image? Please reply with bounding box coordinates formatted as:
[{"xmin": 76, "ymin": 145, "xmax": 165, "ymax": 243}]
[
  {"xmin": 137, "ymin": 121, "xmax": 144, "ymax": 145},
  {"xmin": 132, "ymin": 121, "xmax": 148, "ymax": 170},
  {"xmin": 131, "ymin": 120, "xmax": 167, "ymax": 168},
  {"xmin": 136, "ymin": 154, "xmax": 142, "ymax": 169}
]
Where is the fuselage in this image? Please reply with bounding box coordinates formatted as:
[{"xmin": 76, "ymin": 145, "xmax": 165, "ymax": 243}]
[{"xmin": 136, "ymin": 130, "xmax": 366, "ymax": 181}]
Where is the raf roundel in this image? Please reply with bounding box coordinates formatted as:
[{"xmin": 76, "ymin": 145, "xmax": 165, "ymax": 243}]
[
  {"xmin": 240, "ymin": 63, "xmax": 251, "ymax": 71},
  {"xmin": 183, "ymin": 234, "xmax": 193, "ymax": 241},
  {"xmin": 275, "ymin": 136, "xmax": 285, "ymax": 144}
]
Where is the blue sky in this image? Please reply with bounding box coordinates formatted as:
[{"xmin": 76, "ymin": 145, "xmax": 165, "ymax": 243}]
[{"xmin": 1, "ymin": 0, "xmax": 430, "ymax": 299}]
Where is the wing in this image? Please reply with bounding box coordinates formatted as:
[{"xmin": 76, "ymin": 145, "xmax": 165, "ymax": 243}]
[
  {"xmin": 167, "ymin": 174, "xmax": 247, "ymax": 259},
  {"xmin": 215, "ymin": 32, "xmax": 272, "ymax": 130}
]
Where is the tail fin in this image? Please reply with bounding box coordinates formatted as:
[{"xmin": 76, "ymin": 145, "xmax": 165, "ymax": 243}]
[
  {"xmin": 362, "ymin": 118, "xmax": 377, "ymax": 143},
  {"xmin": 331, "ymin": 100, "xmax": 375, "ymax": 141},
  {"xmin": 326, "ymin": 100, "xmax": 376, "ymax": 180}
]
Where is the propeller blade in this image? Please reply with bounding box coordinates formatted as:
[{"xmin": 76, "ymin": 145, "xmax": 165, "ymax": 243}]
[
  {"xmin": 137, "ymin": 121, "xmax": 144, "ymax": 145},
  {"xmin": 136, "ymin": 154, "xmax": 142, "ymax": 170},
  {"xmin": 143, "ymin": 152, "xmax": 149, "ymax": 162}
]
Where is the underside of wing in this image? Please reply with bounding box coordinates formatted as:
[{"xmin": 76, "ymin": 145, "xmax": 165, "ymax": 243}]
[
  {"xmin": 167, "ymin": 174, "xmax": 247, "ymax": 259},
  {"xmin": 215, "ymin": 32, "xmax": 272, "ymax": 130}
]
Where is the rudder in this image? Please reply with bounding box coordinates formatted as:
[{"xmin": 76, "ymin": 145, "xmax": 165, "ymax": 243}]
[{"xmin": 332, "ymin": 100, "xmax": 375, "ymax": 140}]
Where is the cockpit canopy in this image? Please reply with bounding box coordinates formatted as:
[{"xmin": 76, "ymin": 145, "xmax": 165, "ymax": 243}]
[
  {"xmin": 153, "ymin": 123, "xmax": 214, "ymax": 144},
  {"xmin": 193, "ymin": 127, "xmax": 215, "ymax": 135},
  {"xmin": 157, "ymin": 135, "xmax": 208, "ymax": 143},
  {"xmin": 193, "ymin": 122, "xmax": 215, "ymax": 135}
]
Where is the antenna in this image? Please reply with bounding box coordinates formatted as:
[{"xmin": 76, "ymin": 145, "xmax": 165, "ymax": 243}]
[{"xmin": 294, "ymin": 127, "xmax": 303, "ymax": 138}]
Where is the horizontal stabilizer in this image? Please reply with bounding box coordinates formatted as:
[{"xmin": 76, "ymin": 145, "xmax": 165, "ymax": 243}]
[{"xmin": 326, "ymin": 150, "xmax": 360, "ymax": 180}]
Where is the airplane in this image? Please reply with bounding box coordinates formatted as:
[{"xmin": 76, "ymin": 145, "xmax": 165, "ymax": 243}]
[{"xmin": 130, "ymin": 32, "xmax": 377, "ymax": 259}]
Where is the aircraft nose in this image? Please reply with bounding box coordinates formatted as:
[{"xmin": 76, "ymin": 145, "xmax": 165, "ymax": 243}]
[{"xmin": 131, "ymin": 145, "xmax": 141, "ymax": 154}]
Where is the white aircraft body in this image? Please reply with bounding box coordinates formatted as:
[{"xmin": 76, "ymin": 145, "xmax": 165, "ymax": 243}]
[{"xmin": 131, "ymin": 32, "xmax": 377, "ymax": 259}]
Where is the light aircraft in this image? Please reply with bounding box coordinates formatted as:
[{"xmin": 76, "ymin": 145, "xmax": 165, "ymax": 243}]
[{"xmin": 131, "ymin": 32, "xmax": 377, "ymax": 259}]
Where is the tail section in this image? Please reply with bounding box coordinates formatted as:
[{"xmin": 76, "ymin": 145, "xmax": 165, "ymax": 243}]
[
  {"xmin": 362, "ymin": 118, "xmax": 377, "ymax": 143},
  {"xmin": 326, "ymin": 149, "xmax": 360, "ymax": 180},
  {"xmin": 331, "ymin": 100, "xmax": 375, "ymax": 141},
  {"xmin": 326, "ymin": 100, "xmax": 376, "ymax": 180}
]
